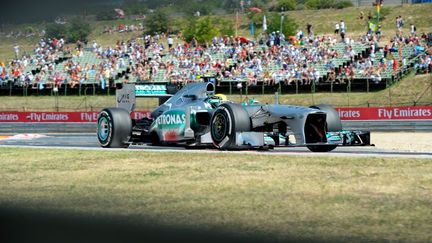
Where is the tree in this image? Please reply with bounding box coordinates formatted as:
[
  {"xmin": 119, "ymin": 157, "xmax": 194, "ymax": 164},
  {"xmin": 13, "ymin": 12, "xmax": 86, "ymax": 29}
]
[
  {"xmin": 183, "ymin": 17, "xmax": 219, "ymax": 44},
  {"xmin": 266, "ymin": 12, "xmax": 298, "ymax": 36},
  {"xmin": 219, "ymin": 19, "xmax": 235, "ymax": 36},
  {"xmin": 277, "ymin": 0, "xmax": 297, "ymax": 11},
  {"xmin": 145, "ymin": 10, "xmax": 169, "ymax": 34},
  {"xmin": 67, "ymin": 18, "xmax": 91, "ymax": 42},
  {"xmin": 45, "ymin": 23, "xmax": 68, "ymax": 39}
]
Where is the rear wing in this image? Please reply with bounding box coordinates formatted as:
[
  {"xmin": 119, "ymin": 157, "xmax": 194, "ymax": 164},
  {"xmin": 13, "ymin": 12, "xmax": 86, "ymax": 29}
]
[{"xmin": 116, "ymin": 84, "xmax": 173, "ymax": 113}]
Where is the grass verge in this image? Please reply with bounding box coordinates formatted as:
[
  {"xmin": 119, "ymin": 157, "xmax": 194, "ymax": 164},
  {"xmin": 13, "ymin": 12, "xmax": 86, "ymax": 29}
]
[{"xmin": 1, "ymin": 147, "xmax": 431, "ymax": 242}]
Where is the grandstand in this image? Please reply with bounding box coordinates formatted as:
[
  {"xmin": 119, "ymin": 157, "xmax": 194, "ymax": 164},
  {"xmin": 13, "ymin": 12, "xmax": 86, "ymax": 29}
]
[{"xmin": 0, "ymin": 31, "xmax": 430, "ymax": 96}]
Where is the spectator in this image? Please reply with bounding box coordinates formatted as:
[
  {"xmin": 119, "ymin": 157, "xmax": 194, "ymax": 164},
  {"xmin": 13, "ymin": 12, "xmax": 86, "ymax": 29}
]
[
  {"xmin": 410, "ymin": 24, "xmax": 417, "ymax": 36},
  {"xmin": 340, "ymin": 20, "xmax": 345, "ymax": 34},
  {"xmin": 13, "ymin": 45, "xmax": 20, "ymax": 59},
  {"xmin": 306, "ymin": 23, "xmax": 313, "ymax": 36},
  {"xmin": 167, "ymin": 35, "xmax": 174, "ymax": 50}
]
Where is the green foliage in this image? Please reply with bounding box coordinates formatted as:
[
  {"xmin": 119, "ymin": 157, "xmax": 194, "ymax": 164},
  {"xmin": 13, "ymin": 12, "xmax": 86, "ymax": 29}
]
[
  {"xmin": 335, "ymin": 0, "xmax": 353, "ymax": 9},
  {"xmin": 182, "ymin": 2, "xmax": 213, "ymax": 16},
  {"xmin": 305, "ymin": 0, "xmax": 353, "ymax": 9},
  {"xmin": 377, "ymin": 6, "xmax": 392, "ymax": 21},
  {"xmin": 265, "ymin": 12, "xmax": 298, "ymax": 36},
  {"xmin": 67, "ymin": 18, "xmax": 92, "ymax": 42},
  {"xmin": 305, "ymin": 0, "xmax": 332, "ymax": 9},
  {"xmin": 122, "ymin": 0, "xmax": 147, "ymax": 15},
  {"xmin": 248, "ymin": 12, "xmax": 265, "ymax": 25},
  {"xmin": 249, "ymin": 0, "xmax": 268, "ymax": 9},
  {"xmin": 45, "ymin": 23, "xmax": 68, "ymax": 39},
  {"xmin": 96, "ymin": 10, "xmax": 117, "ymax": 21},
  {"xmin": 277, "ymin": 0, "xmax": 297, "ymax": 11},
  {"xmin": 145, "ymin": 10, "xmax": 169, "ymax": 34},
  {"xmin": 223, "ymin": 0, "xmax": 238, "ymax": 12},
  {"xmin": 183, "ymin": 17, "xmax": 219, "ymax": 44},
  {"xmin": 45, "ymin": 18, "xmax": 91, "ymax": 42},
  {"xmin": 217, "ymin": 19, "xmax": 235, "ymax": 36}
]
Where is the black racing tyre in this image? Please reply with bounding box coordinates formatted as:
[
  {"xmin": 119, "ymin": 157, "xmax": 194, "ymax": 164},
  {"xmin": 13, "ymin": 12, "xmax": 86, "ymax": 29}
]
[
  {"xmin": 97, "ymin": 108, "xmax": 132, "ymax": 148},
  {"xmin": 310, "ymin": 104, "xmax": 342, "ymax": 132},
  {"xmin": 308, "ymin": 104, "xmax": 341, "ymax": 152},
  {"xmin": 150, "ymin": 131, "xmax": 161, "ymax": 146},
  {"xmin": 307, "ymin": 144, "xmax": 338, "ymax": 152},
  {"xmin": 210, "ymin": 103, "xmax": 251, "ymax": 149}
]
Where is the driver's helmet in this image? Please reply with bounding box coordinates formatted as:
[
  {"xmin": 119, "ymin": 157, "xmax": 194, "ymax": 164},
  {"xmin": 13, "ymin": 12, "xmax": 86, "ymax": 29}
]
[{"xmin": 214, "ymin": 93, "xmax": 227, "ymax": 101}]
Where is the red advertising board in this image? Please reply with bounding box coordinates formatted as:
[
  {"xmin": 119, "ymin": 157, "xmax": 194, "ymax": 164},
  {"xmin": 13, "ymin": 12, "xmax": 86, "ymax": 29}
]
[
  {"xmin": 336, "ymin": 106, "xmax": 432, "ymax": 120},
  {"xmin": 0, "ymin": 111, "xmax": 151, "ymax": 123},
  {"xmin": 0, "ymin": 106, "xmax": 431, "ymax": 123}
]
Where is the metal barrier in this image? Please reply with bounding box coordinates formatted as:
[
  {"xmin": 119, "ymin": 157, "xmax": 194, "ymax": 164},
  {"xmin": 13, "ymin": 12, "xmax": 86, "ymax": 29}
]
[{"xmin": 0, "ymin": 121, "xmax": 431, "ymax": 134}]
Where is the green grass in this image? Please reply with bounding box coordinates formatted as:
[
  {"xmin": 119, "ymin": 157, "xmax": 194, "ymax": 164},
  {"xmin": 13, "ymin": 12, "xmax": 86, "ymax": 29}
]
[
  {"xmin": 1, "ymin": 147, "xmax": 431, "ymax": 241},
  {"xmin": 0, "ymin": 73, "xmax": 430, "ymax": 111},
  {"xmin": 286, "ymin": 5, "xmax": 432, "ymax": 38}
]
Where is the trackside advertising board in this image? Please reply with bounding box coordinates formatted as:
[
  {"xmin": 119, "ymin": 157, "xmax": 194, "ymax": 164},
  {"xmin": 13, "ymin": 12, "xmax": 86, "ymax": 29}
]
[
  {"xmin": 336, "ymin": 106, "xmax": 432, "ymax": 121},
  {"xmin": 0, "ymin": 111, "xmax": 151, "ymax": 123},
  {"xmin": 0, "ymin": 106, "xmax": 431, "ymax": 123}
]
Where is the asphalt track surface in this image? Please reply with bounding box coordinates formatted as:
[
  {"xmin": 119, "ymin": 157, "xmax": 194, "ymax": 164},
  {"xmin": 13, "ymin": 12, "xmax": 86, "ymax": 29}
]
[{"xmin": 0, "ymin": 133, "xmax": 431, "ymax": 159}]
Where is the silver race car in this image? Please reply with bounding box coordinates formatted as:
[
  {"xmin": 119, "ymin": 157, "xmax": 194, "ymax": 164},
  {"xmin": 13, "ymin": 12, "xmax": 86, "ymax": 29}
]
[{"xmin": 97, "ymin": 82, "xmax": 371, "ymax": 152}]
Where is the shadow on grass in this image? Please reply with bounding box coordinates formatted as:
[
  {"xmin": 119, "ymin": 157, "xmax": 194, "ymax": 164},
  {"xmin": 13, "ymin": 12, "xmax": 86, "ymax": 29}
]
[{"xmin": 0, "ymin": 205, "xmax": 337, "ymax": 243}]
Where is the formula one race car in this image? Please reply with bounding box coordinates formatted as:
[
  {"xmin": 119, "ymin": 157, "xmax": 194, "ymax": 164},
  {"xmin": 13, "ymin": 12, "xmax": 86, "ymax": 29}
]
[{"xmin": 97, "ymin": 82, "xmax": 371, "ymax": 152}]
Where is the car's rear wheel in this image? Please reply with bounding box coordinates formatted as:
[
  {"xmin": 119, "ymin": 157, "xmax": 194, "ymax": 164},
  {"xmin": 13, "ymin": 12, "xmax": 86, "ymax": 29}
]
[
  {"xmin": 97, "ymin": 108, "xmax": 132, "ymax": 148},
  {"xmin": 210, "ymin": 103, "xmax": 251, "ymax": 149}
]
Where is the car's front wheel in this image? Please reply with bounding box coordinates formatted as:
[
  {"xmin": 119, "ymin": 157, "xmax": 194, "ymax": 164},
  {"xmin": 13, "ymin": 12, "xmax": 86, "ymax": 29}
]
[{"xmin": 210, "ymin": 103, "xmax": 251, "ymax": 149}]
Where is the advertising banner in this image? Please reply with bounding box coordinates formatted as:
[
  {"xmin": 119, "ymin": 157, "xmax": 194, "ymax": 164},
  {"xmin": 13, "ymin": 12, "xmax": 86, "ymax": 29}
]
[
  {"xmin": 336, "ymin": 106, "xmax": 432, "ymax": 121},
  {"xmin": 0, "ymin": 111, "xmax": 151, "ymax": 123},
  {"xmin": 0, "ymin": 106, "xmax": 431, "ymax": 123}
]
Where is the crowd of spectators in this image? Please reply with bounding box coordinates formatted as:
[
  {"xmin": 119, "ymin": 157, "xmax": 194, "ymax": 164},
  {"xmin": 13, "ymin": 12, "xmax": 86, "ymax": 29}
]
[
  {"xmin": 1, "ymin": 17, "xmax": 430, "ymax": 91},
  {"xmin": 0, "ymin": 38, "xmax": 66, "ymax": 88},
  {"xmin": 102, "ymin": 23, "xmax": 144, "ymax": 34}
]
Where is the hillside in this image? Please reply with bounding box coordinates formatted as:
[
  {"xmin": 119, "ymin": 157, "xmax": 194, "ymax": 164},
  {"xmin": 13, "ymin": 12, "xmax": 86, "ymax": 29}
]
[{"xmin": 1, "ymin": 4, "xmax": 431, "ymax": 62}]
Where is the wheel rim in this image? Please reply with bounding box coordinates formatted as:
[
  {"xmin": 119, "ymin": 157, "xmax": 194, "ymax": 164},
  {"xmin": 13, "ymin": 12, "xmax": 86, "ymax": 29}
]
[
  {"xmin": 98, "ymin": 117, "xmax": 110, "ymax": 141},
  {"xmin": 212, "ymin": 113, "xmax": 227, "ymax": 142}
]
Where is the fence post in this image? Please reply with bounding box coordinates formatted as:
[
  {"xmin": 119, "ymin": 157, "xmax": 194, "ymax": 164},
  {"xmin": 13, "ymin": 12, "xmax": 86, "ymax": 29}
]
[
  {"xmin": 388, "ymin": 84, "xmax": 392, "ymax": 107},
  {"xmin": 54, "ymin": 92, "xmax": 59, "ymax": 111},
  {"xmin": 366, "ymin": 78, "xmax": 369, "ymax": 93},
  {"xmin": 347, "ymin": 80, "xmax": 351, "ymax": 107}
]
